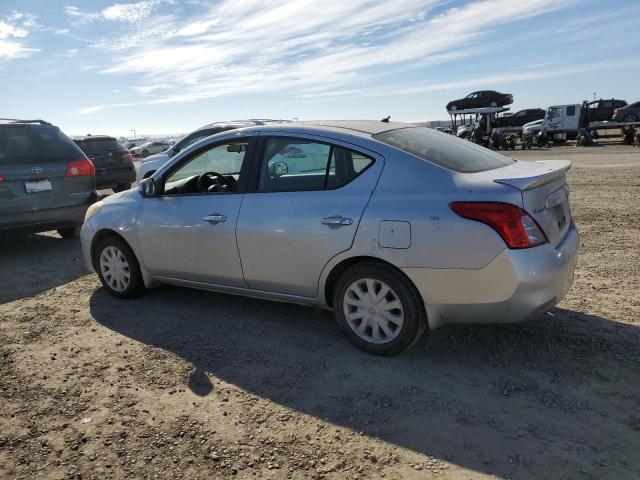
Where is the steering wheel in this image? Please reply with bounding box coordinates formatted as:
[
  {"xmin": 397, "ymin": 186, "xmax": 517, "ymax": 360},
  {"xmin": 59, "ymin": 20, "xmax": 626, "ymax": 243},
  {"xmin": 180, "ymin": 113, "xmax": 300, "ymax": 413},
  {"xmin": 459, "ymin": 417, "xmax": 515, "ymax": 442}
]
[{"xmin": 197, "ymin": 171, "xmax": 232, "ymax": 193}]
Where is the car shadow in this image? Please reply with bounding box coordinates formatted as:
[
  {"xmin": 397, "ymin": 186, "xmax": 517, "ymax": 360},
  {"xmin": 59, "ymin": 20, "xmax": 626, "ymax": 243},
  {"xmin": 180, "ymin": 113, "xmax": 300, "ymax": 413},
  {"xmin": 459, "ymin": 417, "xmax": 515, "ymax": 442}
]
[
  {"xmin": 0, "ymin": 232, "xmax": 88, "ymax": 304},
  {"xmin": 89, "ymin": 286, "xmax": 640, "ymax": 479}
]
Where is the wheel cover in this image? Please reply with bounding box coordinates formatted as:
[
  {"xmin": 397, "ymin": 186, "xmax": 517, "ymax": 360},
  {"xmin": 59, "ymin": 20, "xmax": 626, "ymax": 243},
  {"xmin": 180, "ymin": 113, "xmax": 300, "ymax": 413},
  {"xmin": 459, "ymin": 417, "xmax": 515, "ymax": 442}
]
[
  {"xmin": 99, "ymin": 246, "xmax": 131, "ymax": 292},
  {"xmin": 343, "ymin": 278, "xmax": 404, "ymax": 344}
]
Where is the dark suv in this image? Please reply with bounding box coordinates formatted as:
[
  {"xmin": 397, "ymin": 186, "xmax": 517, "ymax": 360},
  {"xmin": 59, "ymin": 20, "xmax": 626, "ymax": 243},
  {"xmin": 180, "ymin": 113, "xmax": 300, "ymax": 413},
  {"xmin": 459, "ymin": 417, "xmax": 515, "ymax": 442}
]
[
  {"xmin": 73, "ymin": 135, "xmax": 135, "ymax": 192},
  {"xmin": 583, "ymin": 99, "xmax": 627, "ymax": 123},
  {"xmin": 0, "ymin": 119, "xmax": 97, "ymax": 238}
]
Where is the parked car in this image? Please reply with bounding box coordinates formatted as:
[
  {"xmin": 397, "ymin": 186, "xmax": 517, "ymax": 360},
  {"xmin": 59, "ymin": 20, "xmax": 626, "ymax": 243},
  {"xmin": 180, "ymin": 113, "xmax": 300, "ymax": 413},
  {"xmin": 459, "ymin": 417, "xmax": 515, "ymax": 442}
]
[
  {"xmin": 136, "ymin": 120, "xmax": 290, "ymax": 182},
  {"xmin": 583, "ymin": 99, "xmax": 627, "ymax": 123},
  {"xmin": 612, "ymin": 101, "xmax": 640, "ymax": 123},
  {"xmin": 123, "ymin": 138, "xmax": 148, "ymax": 150},
  {"xmin": 456, "ymin": 123, "xmax": 474, "ymax": 138},
  {"xmin": 0, "ymin": 119, "xmax": 97, "ymax": 237},
  {"xmin": 130, "ymin": 141, "xmax": 170, "ymax": 158},
  {"xmin": 81, "ymin": 120, "xmax": 578, "ymax": 355},
  {"xmin": 446, "ymin": 90, "xmax": 513, "ymax": 111},
  {"xmin": 495, "ymin": 108, "xmax": 545, "ymax": 128},
  {"xmin": 73, "ymin": 135, "xmax": 135, "ymax": 192}
]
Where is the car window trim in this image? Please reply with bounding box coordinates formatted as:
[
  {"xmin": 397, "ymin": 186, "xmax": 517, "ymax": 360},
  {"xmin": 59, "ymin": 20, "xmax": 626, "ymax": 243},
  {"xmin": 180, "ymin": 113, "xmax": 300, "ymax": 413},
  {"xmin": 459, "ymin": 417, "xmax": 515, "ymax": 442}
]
[
  {"xmin": 247, "ymin": 134, "xmax": 376, "ymax": 194},
  {"xmin": 154, "ymin": 136, "xmax": 255, "ymax": 198}
]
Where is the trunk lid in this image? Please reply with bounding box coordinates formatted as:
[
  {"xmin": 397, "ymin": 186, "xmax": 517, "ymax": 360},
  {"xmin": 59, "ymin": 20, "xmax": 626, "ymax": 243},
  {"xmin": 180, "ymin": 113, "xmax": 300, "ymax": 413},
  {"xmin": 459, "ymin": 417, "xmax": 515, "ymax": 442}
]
[
  {"xmin": 0, "ymin": 124, "xmax": 94, "ymax": 216},
  {"xmin": 493, "ymin": 160, "xmax": 572, "ymax": 246}
]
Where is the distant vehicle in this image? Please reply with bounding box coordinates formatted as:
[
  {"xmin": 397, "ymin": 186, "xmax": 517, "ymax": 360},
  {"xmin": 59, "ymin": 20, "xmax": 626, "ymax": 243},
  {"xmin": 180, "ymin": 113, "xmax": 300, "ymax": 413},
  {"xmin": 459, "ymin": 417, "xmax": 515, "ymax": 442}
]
[
  {"xmin": 123, "ymin": 138, "xmax": 148, "ymax": 150},
  {"xmin": 446, "ymin": 90, "xmax": 513, "ymax": 111},
  {"xmin": 0, "ymin": 119, "xmax": 97, "ymax": 237},
  {"xmin": 495, "ymin": 109, "xmax": 545, "ymax": 128},
  {"xmin": 136, "ymin": 120, "xmax": 289, "ymax": 182},
  {"xmin": 612, "ymin": 101, "xmax": 640, "ymax": 123},
  {"xmin": 73, "ymin": 136, "xmax": 135, "ymax": 193},
  {"xmin": 457, "ymin": 123, "xmax": 474, "ymax": 138},
  {"xmin": 583, "ymin": 99, "xmax": 627, "ymax": 123},
  {"xmin": 522, "ymin": 119, "xmax": 544, "ymax": 135},
  {"xmin": 82, "ymin": 120, "xmax": 578, "ymax": 355},
  {"xmin": 542, "ymin": 104, "xmax": 582, "ymax": 140},
  {"xmin": 130, "ymin": 141, "xmax": 170, "ymax": 158}
]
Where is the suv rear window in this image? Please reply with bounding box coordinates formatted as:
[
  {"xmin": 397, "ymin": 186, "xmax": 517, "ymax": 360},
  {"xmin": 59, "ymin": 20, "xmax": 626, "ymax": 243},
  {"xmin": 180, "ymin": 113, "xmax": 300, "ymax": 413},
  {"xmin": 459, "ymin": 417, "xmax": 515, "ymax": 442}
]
[
  {"xmin": 0, "ymin": 125, "xmax": 83, "ymax": 165},
  {"xmin": 75, "ymin": 138, "xmax": 122, "ymax": 155},
  {"xmin": 373, "ymin": 127, "xmax": 514, "ymax": 173}
]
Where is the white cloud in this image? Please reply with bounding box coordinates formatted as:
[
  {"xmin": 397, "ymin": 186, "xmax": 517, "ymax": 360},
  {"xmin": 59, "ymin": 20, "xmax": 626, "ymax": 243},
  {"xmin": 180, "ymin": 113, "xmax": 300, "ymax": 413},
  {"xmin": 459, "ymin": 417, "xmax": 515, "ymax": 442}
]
[
  {"xmin": 78, "ymin": 0, "xmax": 577, "ymax": 112},
  {"xmin": 55, "ymin": 48, "xmax": 79, "ymax": 58},
  {"xmin": 65, "ymin": 1, "xmax": 171, "ymax": 24},
  {"xmin": 0, "ymin": 13, "xmax": 39, "ymax": 60}
]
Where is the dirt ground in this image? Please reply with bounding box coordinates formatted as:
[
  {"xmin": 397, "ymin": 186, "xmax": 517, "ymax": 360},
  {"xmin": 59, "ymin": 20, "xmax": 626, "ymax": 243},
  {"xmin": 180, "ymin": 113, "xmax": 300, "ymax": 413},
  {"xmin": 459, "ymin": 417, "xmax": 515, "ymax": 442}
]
[{"xmin": 1, "ymin": 144, "xmax": 639, "ymax": 480}]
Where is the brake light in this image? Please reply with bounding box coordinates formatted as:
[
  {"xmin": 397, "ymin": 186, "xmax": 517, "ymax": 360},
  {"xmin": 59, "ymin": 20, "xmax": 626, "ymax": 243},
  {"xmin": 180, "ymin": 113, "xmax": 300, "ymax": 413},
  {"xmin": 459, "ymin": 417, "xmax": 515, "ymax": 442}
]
[
  {"xmin": 66, "ymin": 159, "xmax": 95, "ymax": 177},
  {"xmin": 613, "ymin": 108, "xmax": 619, "ymax": 117},
  {"xmin": 122, "ymin": 153, "xmax": 134, "ymax": 163},
  {"xmin": 0, "ymin": 174, "xmax": 4, "ymax": 182},
  {"xmin": 450, "ymin": 201, "xmax": 548, "ymax": 249}
]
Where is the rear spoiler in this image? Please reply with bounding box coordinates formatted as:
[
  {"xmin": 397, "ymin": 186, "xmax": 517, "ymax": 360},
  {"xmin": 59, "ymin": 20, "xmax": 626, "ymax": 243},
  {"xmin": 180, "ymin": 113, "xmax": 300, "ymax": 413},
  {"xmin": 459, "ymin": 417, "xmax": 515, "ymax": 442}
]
[{"xmin": 494, "ymin": 160, "xmax": 571, "ymax": 190}]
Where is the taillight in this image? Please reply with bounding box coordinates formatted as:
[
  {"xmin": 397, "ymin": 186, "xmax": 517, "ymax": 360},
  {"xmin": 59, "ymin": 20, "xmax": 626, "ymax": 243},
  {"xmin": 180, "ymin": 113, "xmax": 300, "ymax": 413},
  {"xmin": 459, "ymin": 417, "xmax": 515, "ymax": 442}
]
[
  {"xmin": 0, "ymin": 174, "xmax": 4, "ymax": 182},
  {"xmin": 66, "ymin": 159, "xmax": 96, "ymax": 177},
  {"xmin": 450, "ymin": 201, "xmax": 548, "ymax": 249},
  {"xmin": 613, "ymin": 108, "xmax": 619, "ymax": 117},
  {"xmin": 122, "ymin": 153, "xmax": 134, "ymax": 163}
]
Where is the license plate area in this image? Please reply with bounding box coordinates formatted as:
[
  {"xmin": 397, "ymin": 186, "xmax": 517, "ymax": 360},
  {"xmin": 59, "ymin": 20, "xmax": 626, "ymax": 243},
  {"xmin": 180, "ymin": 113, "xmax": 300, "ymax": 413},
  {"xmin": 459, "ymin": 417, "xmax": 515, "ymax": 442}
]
[{"xmin": 25, "ymin": 179, "xmax": 52, "ymax": 193}]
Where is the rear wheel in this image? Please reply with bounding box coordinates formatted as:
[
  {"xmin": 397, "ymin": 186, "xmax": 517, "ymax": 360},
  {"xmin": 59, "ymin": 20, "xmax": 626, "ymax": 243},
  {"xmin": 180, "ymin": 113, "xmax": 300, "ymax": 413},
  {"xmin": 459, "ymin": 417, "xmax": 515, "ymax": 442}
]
[
  {"xmin": 142, "ymin": 149, "xmax": 149, "ymax": 158},
  {"xmin": 95, "ymin": 236, "xmax": 144, "ymax": 298},
  {"xmin": 57, "ymin": 227, "xmax": 77, "ymax": 239},
  {"xmin": 624, "ymin": 113, "xmax": 638, "ymax": 123},
  {"xmin": 333, "ymin": 262, "xmax": 427, "ymax": 355},
  {"xmin": 490, "ymin": 101, "xmax": 498, "ymax": 107}
]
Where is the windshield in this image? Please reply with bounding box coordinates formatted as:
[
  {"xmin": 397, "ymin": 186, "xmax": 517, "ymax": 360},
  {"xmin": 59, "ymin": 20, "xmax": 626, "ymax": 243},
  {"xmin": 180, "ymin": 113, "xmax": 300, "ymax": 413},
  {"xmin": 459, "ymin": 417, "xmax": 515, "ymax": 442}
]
[{"xmin": 373, "ymin": 127, "xmax": 514, "ymax": 173}]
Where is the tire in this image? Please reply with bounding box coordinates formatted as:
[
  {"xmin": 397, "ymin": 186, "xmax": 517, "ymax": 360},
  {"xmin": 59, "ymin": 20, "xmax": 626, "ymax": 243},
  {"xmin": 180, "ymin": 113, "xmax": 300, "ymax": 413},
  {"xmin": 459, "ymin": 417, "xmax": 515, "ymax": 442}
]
[
  {"xmin": 450, "ymin": 104, "xmax": 458, "ymax": 111},
  {"xmin": 624, "ymin": 114, "xmax": 638, "ymax": 123},
  {"xmin": 95, "ymin": 236, "xmax": 145, "ymax": 299},
  {"xmin": 57, "ymin": 227, "xmax": 78, "ymax": 239},
  {"xmin": 142, "ymin": 149, "xmax": 149, "ymax": 158},
  {"xmin": 113, "ymin": 183, "xmax": 131, "ymax": 193},
  {"xmin": 490, "ymin": 101, "xmax": 498, "ymax": 107},
  {"xmin": 333, "ymin": 261, "xmax": 427, "ymax": 355}
]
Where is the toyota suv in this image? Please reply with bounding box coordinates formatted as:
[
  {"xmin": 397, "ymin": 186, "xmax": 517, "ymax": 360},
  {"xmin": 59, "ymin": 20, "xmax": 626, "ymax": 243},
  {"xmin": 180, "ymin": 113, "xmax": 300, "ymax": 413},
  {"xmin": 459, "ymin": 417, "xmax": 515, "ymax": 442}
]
[
  {"xmin": 0, "ymin": 119, "xmax": 97, "ymax": 238},
  {"xmin": 73, "ymin": 135, "xmax": 135, "ymax": 192}
]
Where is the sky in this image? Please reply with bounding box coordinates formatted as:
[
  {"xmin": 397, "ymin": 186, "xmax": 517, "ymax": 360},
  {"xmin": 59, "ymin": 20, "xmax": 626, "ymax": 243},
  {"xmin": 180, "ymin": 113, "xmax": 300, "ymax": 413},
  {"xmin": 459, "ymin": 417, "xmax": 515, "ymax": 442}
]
[{"xmin": 1, "ymin": 0, "xmax": 639, "ymax": 137}]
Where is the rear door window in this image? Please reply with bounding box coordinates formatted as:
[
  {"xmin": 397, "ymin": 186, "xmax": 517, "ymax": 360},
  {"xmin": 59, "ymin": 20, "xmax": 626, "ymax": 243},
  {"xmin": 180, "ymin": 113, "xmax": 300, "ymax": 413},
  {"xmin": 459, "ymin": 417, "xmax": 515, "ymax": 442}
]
[
  {"xmin": 373, "ymin": 127, "xmax": 514, "ymax": 173},
  {"xmin": 0, "ymin": 125, "xmax": 83, "ymax": 165},
  {"xmin": 566, "ymin": 106, "xmax": 576, "ymax": 116},
  {"xmin": 258, "ymin": 137, "xmax": 374, "ymax": 192},
  {"xmin": 75, "ymin": 139, "xmax": 122, "ymax": 155}
]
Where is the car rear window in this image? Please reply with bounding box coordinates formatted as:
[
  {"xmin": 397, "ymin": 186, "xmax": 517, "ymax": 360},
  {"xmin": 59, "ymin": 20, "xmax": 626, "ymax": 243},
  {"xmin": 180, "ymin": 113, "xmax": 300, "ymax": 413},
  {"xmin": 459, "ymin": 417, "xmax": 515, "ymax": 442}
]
[
  {"xmin": 75, "ymin": 138, "xmax": 122, "ymax": 155},
  {"xmin": 0, "ymin": 125, "xmax": 84, "ymax": 165},
  {"xmin": 373, "ymin": 127, "xmax": 514, "ymax": 173}
]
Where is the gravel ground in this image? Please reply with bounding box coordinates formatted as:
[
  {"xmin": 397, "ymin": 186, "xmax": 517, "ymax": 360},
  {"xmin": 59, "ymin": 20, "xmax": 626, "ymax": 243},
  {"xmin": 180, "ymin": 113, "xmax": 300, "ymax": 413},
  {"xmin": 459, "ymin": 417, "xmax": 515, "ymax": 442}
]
[{"xmin": 1, "ymin": 144, "xmax": 639, "ymax": 480}]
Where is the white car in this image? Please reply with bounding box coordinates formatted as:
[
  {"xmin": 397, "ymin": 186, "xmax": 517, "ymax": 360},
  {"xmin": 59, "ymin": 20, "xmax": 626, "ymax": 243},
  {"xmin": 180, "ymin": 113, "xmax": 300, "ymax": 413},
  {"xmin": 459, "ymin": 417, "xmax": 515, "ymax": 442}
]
[{"xmin": 523, "ymin": 119, "xmax": 544, "ymax": 135}]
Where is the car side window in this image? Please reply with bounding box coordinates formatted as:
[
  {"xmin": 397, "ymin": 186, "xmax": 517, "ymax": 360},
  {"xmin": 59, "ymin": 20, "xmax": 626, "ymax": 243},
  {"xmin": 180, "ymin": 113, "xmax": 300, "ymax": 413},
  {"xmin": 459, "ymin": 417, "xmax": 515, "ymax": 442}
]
[
  {"xmin": 566, "ymin": 106, "xmax": 576, "ymax": 116},
  {"xmin": 163, "ymin": 140, "xmax": 248, "ymax": 195},
  {"xmin": 258, "ymin": 137, "xmax": 374, "ymax": 192}
]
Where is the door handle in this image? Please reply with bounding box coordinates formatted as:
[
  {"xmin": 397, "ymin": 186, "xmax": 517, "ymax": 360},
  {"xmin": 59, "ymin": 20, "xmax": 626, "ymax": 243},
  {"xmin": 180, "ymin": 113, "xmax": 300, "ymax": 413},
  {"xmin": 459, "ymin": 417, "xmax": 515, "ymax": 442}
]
[
  {"xmin": 320, "ymin": 216, "xmax": 353, "ymax": 226},
  {"xmin": 203, "ymin": 214, "xmax": 227, "ymax": 224}
]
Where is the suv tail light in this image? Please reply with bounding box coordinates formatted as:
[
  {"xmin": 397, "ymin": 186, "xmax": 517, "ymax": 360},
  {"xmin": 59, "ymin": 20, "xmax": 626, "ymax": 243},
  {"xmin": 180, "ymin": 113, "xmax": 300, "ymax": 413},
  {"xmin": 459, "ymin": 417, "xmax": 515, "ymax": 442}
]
[
  {"xmin": 122, "ymin": 153, "xmax": 134, "ymax": 163},
  {"xmin": 0, "ymin": 174, "xmax": 4, "ymax": 182},
  {"xmin": 613, "ymin": 108, "xmax": 619, "ymax": 117},
  {"xmin": 66, "ymin": 159, "xmax": 96, "ymax": 177},
  {"xmin": 450, "ymin": 201, "xmax": 548, "ymax": 249}
]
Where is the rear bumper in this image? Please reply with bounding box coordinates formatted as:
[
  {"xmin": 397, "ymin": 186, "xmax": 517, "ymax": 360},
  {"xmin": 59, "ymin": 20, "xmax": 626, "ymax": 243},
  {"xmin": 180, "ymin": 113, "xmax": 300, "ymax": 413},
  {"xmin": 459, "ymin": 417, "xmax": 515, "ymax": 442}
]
[
  {"xmin": 402, "ymin": 222, "xmax": 579, "ymax": 328},
  {"xmin": 95, "ymin": 167, "xmax": 135, "ymax": 189},
  {"xmin": 0, "ymin": 192, "xmax": 98, "ymax": 234}
]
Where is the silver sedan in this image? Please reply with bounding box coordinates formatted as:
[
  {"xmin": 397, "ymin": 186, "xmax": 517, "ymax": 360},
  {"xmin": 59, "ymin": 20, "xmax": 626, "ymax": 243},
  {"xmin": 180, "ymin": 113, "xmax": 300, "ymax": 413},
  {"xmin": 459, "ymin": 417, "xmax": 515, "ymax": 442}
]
[{"xmin": 81, "ymin": 121, "xmax": 579, "ymax": 355}]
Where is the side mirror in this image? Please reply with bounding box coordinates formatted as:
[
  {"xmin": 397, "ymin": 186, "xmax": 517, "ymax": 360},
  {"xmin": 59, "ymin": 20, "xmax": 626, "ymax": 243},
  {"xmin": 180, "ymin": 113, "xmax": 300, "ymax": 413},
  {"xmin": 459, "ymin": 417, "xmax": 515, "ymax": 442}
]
[
  {"xmin": 138, "ymin": 177, "xmax": 158, "ymax": 197},
  {"xmin": 269, "ymin": 161, "xmax": 288, "ymax": 177}
]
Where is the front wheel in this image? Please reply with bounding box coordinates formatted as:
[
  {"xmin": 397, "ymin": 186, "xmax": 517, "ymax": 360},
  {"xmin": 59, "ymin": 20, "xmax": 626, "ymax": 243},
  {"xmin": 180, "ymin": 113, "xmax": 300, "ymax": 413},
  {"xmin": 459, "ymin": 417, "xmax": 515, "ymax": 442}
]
[
  {"xmin": 95, "ymin": 236, "xmax": 145, "ymax": 298},
  {"xmin": 333, "ymin": 262, "xmax": 427, "ymax": 355},
  {"xmin": 490, "ymin": 101, "xmax": 498, "ymax": 107},
  {"xmin": 624, "ymin": 114, "xmax": 638, "ymax": 123},
  {"xmin": 142, "ymin": 149, "xmax": 149, "ymax": 158}
]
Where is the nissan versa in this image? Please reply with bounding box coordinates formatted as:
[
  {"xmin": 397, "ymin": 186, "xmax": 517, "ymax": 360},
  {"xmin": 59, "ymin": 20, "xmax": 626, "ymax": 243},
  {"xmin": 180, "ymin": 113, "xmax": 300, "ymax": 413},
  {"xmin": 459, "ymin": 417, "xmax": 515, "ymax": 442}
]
[{"xmin": 81, "ymin": 121, "xmax": 579, "ymax": 355}]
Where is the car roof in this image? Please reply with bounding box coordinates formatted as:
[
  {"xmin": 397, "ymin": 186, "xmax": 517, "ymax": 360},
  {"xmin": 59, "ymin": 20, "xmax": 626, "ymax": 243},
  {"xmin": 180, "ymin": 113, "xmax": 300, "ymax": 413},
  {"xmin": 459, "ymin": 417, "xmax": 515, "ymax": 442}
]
[
  {"xmin": 73, "ymin": 135, "xmax": 117, "ymax": 141},
  {"xmin": 214, "ymin": 120, "xmax": 414, "ymax": 140}
]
